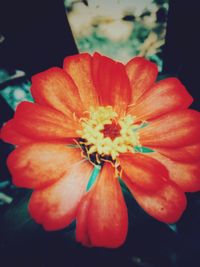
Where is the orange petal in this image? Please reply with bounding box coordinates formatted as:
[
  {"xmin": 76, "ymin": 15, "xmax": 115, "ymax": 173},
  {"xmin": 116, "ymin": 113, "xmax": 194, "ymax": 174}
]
[
  {"xmin": 63, "ymin": 53, "xmax": 99, "ymax": 109},
  {"xmin": 7, "ymin": 143, "xmax": 82, "ymax": 189},
  {"xmin": 123, "ymin": 175, "xmax": 186, "ymax": 224},
  {"xmin": 129, "ymin": 78, "xmax": 193, "ymax": 121},
  {"xmin": 92, "ymin": 53, "xmax": 131, "ymax": 115},
  {"xmin": 14, "ymin": 101, "xmax": 81, "ymax": 141},
  {"xmin": 150, "ymin": 152, "xmax": 200, "ymax": 192},
  {"xmin": 28, "ymin": 160, "xmax": 93, "ymax": 231},
  {"xmin": 119, "ymin": 153, "xmax": 169, "ymax": 191},
  {"xmin": 31, "ymin": 67, "xmax": 84, "ymax": 117},
  {"xmin": 140, "ymin": 109, "xmax": 200, "ymax": 147},
  {"xmin": 76, "ymin": 163, "xmax": 128, "ymax": 248},
  {"xmin": 126, "ymin": 56, "xmax": 158, "ymax": 104},
  {"xmin": 1, "ymin": 119, "xmax": 33, "ymax": 145},
  {"xmin": 151, "ymin": 143, "xmax": 200, "ymax": 163}
]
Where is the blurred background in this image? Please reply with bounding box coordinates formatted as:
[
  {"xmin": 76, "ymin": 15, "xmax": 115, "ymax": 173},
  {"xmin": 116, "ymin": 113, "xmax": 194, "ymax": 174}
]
[
  {"xmin": 66, "ymin": 0, "xmax": 168, "ymax": 67},
  {"xmin": 0, "ymin": 1, "xmax": 200, "ymax": 267}
]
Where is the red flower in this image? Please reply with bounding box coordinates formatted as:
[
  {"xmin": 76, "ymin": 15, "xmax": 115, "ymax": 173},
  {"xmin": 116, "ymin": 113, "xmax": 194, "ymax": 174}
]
[{"xmin": 1, "ymin": 53, "xmax": 200, "ymax": 248}]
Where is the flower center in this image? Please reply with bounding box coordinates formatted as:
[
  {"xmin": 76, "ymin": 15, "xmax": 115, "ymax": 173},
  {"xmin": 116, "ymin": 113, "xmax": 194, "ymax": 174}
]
[
  {"xmin": 77, "ymin": 106, "xmax": 141, "ymax": 162},
  {"xmin": 101, "ymin": 122, "xmax": 121, "ymax": 140}
]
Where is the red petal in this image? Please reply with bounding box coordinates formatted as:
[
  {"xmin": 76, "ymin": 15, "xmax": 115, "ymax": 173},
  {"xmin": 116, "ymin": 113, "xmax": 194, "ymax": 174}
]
[
  {"xmin": 28, "ymin": 160, "xmax": 93, "ymax": 231},
  {"xmin": 76, "ymin": 163, "xmax": 128, "ymax": 248},
  {"xmin": 119, "ymin": 153, "xmax": 169, "ymax": 191},
  {"xmin": 140, "ymin": 109, "xmax": 200, "ymax": 147},
  {"xmin": 14, "ymin": 101, "xmax": 80, "ymax": 141},
  {"xmin": 75, "ymin": 192, "xmax": 93, "ymax": 246},
  {"xmin": 7, "ymin": 143, "xmax": 82, "ymax": 189},
  {"xmin": 129, "ymin": 78, "xmax": 193, "ymax": 121},
  {"xmin": 63, "ymin": 53, "xmax": 99, "ymax": 109},
  {"xmin": 152, "ymin": 143, "xmax": 200, "ymax": 163},
  {"xmin": 126, "ymin": 56, "xmax": 158, "ymax": 104},
  {"xmin": 1, "ymin": 119, "xmax": 33, "ymax": 145},
  {"xmin": 150, "ymin": 153, "xmax": 200, "ymax": 192},
  {"xmin": 123, "ymin": 175, "xmax": 186, "ymax": 223},
  {"xmin": 31, "ymin": 67, "xmax": 84, "ymax": 117},
  {"xmin": 92, "ymin": 53, "xmax": 131, "ymax": 115}
]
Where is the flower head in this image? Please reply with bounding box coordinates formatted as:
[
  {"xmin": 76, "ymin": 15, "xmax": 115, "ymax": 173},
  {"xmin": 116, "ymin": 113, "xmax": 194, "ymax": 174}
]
[{"xmin": 1, "ymin": 53, "xmax": 200, "ymax": 248}]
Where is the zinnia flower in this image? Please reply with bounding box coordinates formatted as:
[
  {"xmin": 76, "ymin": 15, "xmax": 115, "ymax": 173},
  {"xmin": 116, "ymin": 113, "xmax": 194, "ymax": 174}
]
[{"xmin": 1, "ymin": 53, "xmax": 200, "ymax": 248}]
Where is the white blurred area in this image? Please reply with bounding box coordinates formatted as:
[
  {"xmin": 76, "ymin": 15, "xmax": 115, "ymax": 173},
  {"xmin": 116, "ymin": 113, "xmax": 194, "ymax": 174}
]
[
  {"xmin": 66, "ymin": 0, "xmax": 158, "ymax": 39},
  {"xmin": 67, "ymin": 0, "xmax": 168, "ymax": 66}
]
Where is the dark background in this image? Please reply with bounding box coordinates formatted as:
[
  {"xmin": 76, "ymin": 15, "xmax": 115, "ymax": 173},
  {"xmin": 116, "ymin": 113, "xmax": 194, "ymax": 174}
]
[{"xmin": 0, "ymin": 1, "xmax": 200, "ymax": 266}]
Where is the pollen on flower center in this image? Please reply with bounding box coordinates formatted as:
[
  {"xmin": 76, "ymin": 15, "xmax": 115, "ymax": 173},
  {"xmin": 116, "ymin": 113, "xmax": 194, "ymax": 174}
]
[{"xmin": 77, "ymin": 106, "xmax": 141, "ymax": 161}]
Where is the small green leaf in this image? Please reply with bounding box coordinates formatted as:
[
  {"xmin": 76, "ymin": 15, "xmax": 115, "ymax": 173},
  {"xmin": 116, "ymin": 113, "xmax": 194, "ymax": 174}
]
[
  {"xmin": 132, "ymin": 122, "xmax": 148, "ymax": 132},
  {"xmin": 66, "ymin": 144, "xmax": 79, "ymax": 148},
  {"xmin": 134, "ymin": 146, "xmax": 154, "ymax": 153},
  {"xmin": 167, "ymin": 223, "xmax": 177, "ymax": 233},
  {"xmin": 118, "ymin": 177, "xmax": 132, "ymax": 196},
  {"xmin": 86, "ymin": 165, "xmax": 101, "ymax": 191}
]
